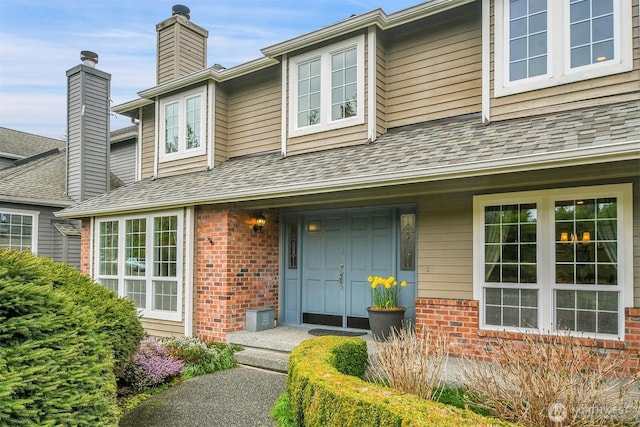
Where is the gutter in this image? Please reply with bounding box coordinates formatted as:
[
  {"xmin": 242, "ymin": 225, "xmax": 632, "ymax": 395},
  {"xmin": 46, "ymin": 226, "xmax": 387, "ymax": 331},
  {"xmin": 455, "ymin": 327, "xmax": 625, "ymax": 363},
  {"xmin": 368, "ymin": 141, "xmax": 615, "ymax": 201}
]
[{"xmin": 56, "ymin": 140, "xmax": 640, "ymax": 218}]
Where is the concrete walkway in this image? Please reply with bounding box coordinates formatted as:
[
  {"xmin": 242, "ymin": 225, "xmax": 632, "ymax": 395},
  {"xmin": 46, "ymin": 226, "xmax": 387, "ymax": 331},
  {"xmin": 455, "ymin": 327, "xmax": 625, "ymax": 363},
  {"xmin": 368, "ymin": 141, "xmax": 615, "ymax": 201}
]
[{"xmin": 119, "ymin": 366, "xmax": 286, "ymax": 427}]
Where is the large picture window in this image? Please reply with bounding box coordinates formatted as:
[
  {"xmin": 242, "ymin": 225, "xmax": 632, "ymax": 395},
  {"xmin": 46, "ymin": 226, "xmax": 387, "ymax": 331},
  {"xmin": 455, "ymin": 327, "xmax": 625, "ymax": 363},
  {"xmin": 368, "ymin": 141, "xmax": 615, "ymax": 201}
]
[
  {"xmin": 494, "ymin": 0, "xmax": 632, "ymax": 96},
  {"xmin": 95, "ymin": 211, "xmax": 183, "ymax": 321},
  {"xmin": 474, "ymin": 184, "xmax": 632, "ymax": 338},
  {"xmin": 289, "ymin": 35, "xmax": 364, "ymax": 137},
  {"xmin": 159, "ymin": 86, "xmax": 206, "ymax": 162},
  {"xmin": 0, "ymin": 209, "xmax": 38, "ymax": 253}
]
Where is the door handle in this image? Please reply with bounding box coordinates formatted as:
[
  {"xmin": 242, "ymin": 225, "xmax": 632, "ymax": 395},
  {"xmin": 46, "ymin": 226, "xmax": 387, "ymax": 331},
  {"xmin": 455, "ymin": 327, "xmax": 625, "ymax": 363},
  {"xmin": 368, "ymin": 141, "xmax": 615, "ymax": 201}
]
[{"xmin": 338, "ymin": 263, "xmax": 344, "ymax": 288}]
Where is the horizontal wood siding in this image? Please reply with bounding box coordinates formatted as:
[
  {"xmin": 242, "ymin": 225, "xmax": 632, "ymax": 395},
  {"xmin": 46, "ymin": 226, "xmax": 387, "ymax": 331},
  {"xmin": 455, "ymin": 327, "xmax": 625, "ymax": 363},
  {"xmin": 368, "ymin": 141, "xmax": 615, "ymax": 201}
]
[
  {"xmin": 157, "ymin": 27, "xmax": 177, "ymax": 85},
  {"xmin": 140, "ymin": 105, "xmax": 155, "ymax": 179},
  {"xmin": 490, "ymin": 2, "xmax": 640, "ymax": 121},
  {"xmin": 214, "ymin": 85, "xmax": 229, "ymax": 165},
  {"xmin": 226, "ymin": 68, "xmax": 281, "ymax": 158},
  {"xmin": 158, "ymin": 154, "xmax": 208, "ymax": 177},
  {"xmin": 157, "ymin": 20, "xmax": 207, "ymax": 85},
  {"xmin": 110, "ymin": 140, "xmax": 136, "ymax": 185},
  {"xmin": 418, "ymin": 194, "xmax": 474, "ymax": 300},
  {"xmin": 376, "ymin": 28, "xmax": 387, "ymax": 136},
  {"xmin": 385, "ymin": 3, "xmax": 482, "ymax": 128},
  {"xmin": 141, "ymin": 318, "xmax": 184, "ymax": 338}
]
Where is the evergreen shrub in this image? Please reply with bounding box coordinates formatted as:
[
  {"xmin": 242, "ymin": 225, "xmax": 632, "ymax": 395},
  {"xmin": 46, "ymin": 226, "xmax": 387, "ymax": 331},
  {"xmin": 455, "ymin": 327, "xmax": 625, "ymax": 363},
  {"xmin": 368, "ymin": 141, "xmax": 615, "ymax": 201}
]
[{"xmin": 0, "ymin": 249, "xmax": 119, "ymax": 425}]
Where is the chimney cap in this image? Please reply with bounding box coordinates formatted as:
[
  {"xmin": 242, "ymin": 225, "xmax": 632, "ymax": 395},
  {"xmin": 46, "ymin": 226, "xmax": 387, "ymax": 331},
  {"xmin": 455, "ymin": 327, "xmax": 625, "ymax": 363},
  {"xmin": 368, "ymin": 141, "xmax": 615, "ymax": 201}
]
[
  {"xmin": 80, "ymin": 50, "xmax": 99, "ymax": 67},
  {"xmin": 172, "ymin": 5, "xmax": 190, "ymax": 19}
]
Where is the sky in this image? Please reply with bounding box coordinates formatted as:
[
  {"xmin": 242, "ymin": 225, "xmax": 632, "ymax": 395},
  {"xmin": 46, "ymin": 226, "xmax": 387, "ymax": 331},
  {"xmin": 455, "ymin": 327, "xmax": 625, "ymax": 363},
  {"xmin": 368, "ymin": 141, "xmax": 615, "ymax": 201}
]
[{"xmin": 0, "ymin": 0, "xmax": 422, "ymax": 140}]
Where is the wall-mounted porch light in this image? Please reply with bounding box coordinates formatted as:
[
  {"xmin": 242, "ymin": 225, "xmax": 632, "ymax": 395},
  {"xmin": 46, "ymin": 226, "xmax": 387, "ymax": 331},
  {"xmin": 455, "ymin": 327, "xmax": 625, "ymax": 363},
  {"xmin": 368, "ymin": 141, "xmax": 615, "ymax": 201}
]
[{"xmin": 254, "ymin": 215, "xmax": 266, "ymax": 232}]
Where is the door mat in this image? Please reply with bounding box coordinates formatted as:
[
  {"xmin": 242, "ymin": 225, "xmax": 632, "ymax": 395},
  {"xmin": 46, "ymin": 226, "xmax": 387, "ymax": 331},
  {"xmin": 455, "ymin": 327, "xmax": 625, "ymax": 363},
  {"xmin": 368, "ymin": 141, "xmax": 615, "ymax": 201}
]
[{"xmin": 308, "ymin": 329, "xmax": 367, "ymax": 337}]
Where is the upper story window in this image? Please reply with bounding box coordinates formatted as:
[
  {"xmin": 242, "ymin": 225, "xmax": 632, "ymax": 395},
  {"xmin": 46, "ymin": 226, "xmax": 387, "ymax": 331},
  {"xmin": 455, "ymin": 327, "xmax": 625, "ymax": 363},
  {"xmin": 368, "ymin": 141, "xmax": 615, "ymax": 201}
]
[
  {"xmin": 289, "ymin": 35, "xmax": 365, "ymax": 137},
  {"xmin": 159, "ymin": 86, "xmax": 206, "ymax": 162},
  {"xmin": 0, "ymin": 209, "xmax": 38, "ymax": 253},
  {"xmin": 494, "ymin": 0, "xmax": 632, "ymax": 96}
]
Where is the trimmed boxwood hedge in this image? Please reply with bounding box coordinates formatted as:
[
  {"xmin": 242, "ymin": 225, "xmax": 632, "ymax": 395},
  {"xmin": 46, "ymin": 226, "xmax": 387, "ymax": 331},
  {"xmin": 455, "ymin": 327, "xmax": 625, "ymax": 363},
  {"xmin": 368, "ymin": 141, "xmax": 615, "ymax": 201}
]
[
  {"xmin": 287, "ymin": 336, "xmax": 515, "ymax": 427},
  {"xmin": 0, "ymin": 250, "xmax": 119, "ymax": 425},
  {"xmin": 0, "ymin": 249, "xmax": 144, "ymax": 378}
]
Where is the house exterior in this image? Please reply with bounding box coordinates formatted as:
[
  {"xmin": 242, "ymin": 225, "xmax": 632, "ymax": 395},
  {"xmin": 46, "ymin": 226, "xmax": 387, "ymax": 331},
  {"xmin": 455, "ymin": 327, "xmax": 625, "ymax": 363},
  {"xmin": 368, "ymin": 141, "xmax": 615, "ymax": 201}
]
[
  {"xmin": 0, "ymin": 55, "xmax": 138, "ymax": 268},
  {"xmin": 59, "ymin": 0, "xmax": 639, "ymax": 370}
]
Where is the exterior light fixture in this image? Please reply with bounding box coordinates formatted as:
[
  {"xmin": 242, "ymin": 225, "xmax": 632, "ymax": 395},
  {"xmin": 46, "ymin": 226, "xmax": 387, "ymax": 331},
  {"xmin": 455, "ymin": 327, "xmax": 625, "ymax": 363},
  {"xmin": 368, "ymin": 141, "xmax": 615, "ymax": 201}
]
[{"xmin": 254, "ymin": 215, "xmax": 266, "ymax": 232}]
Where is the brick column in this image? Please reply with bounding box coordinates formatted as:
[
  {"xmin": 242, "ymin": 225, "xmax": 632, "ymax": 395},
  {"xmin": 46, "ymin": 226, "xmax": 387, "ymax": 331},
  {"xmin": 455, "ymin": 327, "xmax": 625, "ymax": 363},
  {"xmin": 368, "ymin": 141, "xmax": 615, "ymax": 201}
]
[
  {"xmin": 194, "ymin": 205, "xmax": 279, "ymax": 342},
  {"xmin": 80, "ymin": 218, "xmax": 91, "ymax": 275}
]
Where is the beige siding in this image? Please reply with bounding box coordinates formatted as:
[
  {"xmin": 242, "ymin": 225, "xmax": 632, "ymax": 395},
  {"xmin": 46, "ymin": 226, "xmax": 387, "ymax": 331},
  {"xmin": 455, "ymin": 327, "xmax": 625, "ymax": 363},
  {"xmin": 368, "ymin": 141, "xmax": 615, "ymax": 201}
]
[
  {"xmin": 157, "ymin": 17, "xmax": 207, "ymax": 85},
  {"xmin": 418, "ymin": 193, "xmax": 474, "ymax": 300},
  {"xmin": 140, "ymin": 105, "xmax": 155, "ymax": 179},
  {"xmin": 141, "ymin": 318, "xmax": 184, "ymax": 338},
  {"xmin": 490, "ymin": 2, "xmax": 640, "ymax": 121},
  {"xmin": 376, "ymin": 28, "xmax": 387, "ymax": 136},
  {"xmin": 158, "ymin": 155, "xmax": 208, "ymax": 177},
  {"xmin": 385, "ymin": 3, "xmax": 482, "ymax": 128},
  {"xmin": 214, "ymin": 85, "xmax": 229, "ymax": 165},
  {"xmin": 226, "ymin": 67, "xmax": 281, "ymax": 158}
]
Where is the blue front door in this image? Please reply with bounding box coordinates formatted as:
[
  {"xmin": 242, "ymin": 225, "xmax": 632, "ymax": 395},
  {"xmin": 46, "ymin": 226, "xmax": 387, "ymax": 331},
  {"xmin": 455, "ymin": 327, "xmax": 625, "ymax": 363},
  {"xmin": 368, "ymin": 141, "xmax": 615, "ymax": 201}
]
[{"xmin": 295, "ymin": 208, "xmax": 413, "ymax": 328}]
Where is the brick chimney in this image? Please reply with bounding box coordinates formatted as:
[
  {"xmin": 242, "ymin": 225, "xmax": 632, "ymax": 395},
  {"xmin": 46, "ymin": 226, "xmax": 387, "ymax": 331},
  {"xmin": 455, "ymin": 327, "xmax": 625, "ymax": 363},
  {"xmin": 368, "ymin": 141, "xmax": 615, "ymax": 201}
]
[
  {"xmin": 156, "ymin": 4, "xmax": 209, "ymax": 85},
  {"xmin": 66, "ymin": 50, "xmax": 111, "ymax": 202}
]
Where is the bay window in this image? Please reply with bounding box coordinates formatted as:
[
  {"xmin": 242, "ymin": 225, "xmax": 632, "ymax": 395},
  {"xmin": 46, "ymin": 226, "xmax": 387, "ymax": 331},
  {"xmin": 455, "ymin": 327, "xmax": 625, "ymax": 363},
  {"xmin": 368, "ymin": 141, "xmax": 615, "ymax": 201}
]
[
  {"xmin": 96, "ymin": 211, "xmax": 182, "ymax": 321},
  {"xmin": 474, "ymin": 184, "xmax": 632, "ymax": 338}
]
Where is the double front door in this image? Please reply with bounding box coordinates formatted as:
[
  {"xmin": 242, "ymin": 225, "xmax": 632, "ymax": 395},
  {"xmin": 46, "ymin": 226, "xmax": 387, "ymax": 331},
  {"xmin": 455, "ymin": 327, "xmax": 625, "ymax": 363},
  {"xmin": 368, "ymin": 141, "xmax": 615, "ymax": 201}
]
[{"xmin": 289, "ymin": 207, "xmax": 415, "ymax": 329}]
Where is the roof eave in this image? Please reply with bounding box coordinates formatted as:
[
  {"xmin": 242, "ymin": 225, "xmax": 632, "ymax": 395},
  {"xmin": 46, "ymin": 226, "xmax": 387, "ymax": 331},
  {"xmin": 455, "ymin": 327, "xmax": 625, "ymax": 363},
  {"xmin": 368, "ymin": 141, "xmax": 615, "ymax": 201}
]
[
  {"xmin": 56, "ymin": 141, "xmax": 640, "ymax": 219},
  {"xmin": 1, "ymin": 196, "xmax": 72, "ymax": 208},
  {"xmin": 261, "ymin": 0, "xmax": 475, "ymax": 57}
]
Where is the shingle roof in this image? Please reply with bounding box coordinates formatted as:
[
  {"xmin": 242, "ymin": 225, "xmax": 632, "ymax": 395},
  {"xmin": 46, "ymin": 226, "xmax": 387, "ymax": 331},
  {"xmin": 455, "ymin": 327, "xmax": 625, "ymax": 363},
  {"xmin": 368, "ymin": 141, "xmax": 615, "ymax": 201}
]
[
  {"xmin": 58, "ymin": 100, "xmax": 640, "ymax": 218},
  {"xmin": 0, "ymin": 127, "xmax": 65, "ymax": 159},
  {"xmin": 0, "ymin": 149, "xmax": 126, "ymax": 207}
]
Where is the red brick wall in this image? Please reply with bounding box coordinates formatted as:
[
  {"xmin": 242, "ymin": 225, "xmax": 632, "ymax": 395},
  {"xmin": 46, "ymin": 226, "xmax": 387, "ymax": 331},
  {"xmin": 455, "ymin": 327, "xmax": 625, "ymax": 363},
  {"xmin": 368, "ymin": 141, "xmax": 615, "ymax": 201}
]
[
  {"xmin": 416, "ymin": 298, "xmax": 640, "ymax": 375},
  {"xmin": 194, "ymin": 205, "xmax": 279, "ymax": 342},
  {"xmin": 80, "ymin": 218, "xmax": 91, "ymax": 275}
]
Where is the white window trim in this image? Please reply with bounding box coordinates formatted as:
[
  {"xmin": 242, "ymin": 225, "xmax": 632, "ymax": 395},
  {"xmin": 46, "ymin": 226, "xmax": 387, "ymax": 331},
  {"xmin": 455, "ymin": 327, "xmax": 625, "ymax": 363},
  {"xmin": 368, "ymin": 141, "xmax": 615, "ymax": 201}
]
[
  {"xmin": 494, "ymin": 0, "xmax": 632, "ymax": 97},
  {"xmin": 288, "ymin": 34, "xmax": 365, "ymax": 138},
  {"xmin": 159, "ymin": 86, "xmax": 207, "ymax": 162},
  {"xmin": 0, "ymin": 207, "xmax": 39, "ymax": 254},
  {"xmin": 94, "ymin": 210, "xmax": 184, "ymax": 322},
  {"xmin": 473, "ymin": 183, "xmax": 633, "ymax": 340}
]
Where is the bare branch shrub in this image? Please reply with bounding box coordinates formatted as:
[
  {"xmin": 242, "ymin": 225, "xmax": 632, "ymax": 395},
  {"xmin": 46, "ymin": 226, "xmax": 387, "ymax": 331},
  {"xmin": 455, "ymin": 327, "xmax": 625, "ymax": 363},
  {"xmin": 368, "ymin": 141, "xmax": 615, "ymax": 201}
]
[
  {"xmin": 459, "ymin": 331, "xmax": 640, "ymax": 426},
  {"xmin": 368, "ymin": 324, "xmax": 449, "ymax": 400}
]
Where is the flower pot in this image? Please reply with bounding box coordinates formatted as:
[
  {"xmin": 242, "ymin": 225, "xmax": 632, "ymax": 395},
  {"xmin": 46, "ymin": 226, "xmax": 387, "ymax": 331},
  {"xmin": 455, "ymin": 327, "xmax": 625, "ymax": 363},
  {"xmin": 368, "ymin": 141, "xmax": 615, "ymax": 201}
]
[{"xmin": 367, "ymin": 307, "xmax": 406, "ymax": 341}]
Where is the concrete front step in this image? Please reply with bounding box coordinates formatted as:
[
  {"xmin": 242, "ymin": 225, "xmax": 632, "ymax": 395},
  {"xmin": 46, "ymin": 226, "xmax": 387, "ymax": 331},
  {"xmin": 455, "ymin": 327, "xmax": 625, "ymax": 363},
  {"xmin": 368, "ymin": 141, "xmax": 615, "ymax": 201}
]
[{"xmin": 233, "ymin": 347, "xmax": 290, "ymax": 373}]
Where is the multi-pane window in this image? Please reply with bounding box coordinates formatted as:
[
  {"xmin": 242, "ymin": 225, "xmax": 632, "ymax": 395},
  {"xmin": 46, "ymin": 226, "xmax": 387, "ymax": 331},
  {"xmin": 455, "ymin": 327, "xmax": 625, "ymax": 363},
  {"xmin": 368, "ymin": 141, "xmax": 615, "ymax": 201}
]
[
  {"xmin": 290, "ymin": 35, "xmax": 364, "ymax": 136},
  {"xmin": 495, "ymin": 0, "xmax": 632, "ymax": 96},
  {"xmin": 96, "ymin": 211, "xmax": 182, "ymax": 321},
  {"xmin": 297, "ymin": 59, "xmax": 321, "ymax": 127},
  {"xmin": 331, "ymin": 47, "xmax": 358, "ymax": 120},
  {"xmin": 0, "ymin": 211, "xmax": 36, "ymax": 252},
  {"xmin": 554, "ymin": 198, "xmax": 619, "ymax": 334},
  {"xmin": 570, "ymin": 0, "xmax": 614, "ymax": 68},
  {"xmin": 159, "ymin": 87, "xmax": 206, "ymax": 161},
  {"xmin": 508, "ymin": 0, "xmax": 548, "ymax": 81},
  {"xmin": 483, "ymin": 203, "xmax": 538, "ymax": 328},
  {"xmin": 475, "ymin": 185, "xmax": 630, "ymax": 338}
]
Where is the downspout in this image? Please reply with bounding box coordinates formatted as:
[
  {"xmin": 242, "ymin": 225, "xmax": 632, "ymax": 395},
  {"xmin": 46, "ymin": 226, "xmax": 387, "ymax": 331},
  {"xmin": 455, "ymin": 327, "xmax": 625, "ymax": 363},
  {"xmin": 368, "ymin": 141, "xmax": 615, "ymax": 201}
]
[
  {"xmin": 281, "ymin": 54, "xmax": 288, "ymax": 157},
  {"xmin": 136, "ymin": 108, "xmax": 142, "ymax": 181},
  {"xmin": 153, "ymin": 96, "xmax": 159, "ymax": 178},
  {"xmin": 482, "ymin": 0, "xmax": 491, "ymax": 124},
  {"xmin": 184, "ymin": 206, "xmax": 194, "ymax": 337},
  {"xmin": 207, "ymin": 81, "xmax": 215, "ymax": 170},
  {"xmin": 367, "ymin": 26, "xmax": 377, "ymax": 142}
]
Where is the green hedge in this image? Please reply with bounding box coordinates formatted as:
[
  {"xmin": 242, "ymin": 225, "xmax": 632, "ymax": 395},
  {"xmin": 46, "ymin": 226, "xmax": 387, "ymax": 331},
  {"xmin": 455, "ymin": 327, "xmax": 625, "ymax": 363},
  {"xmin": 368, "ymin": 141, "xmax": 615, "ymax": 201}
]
[
  {"xmin": 0, "ymin": 250, "xmax": 119, "ymax": 425},
  {"xmin": 0, "ymin": 249, "xmax": 144, "ymax": 378},
  {"xmin": 287, "ymin": 336, "xmax": 514, "ymax": 427}
]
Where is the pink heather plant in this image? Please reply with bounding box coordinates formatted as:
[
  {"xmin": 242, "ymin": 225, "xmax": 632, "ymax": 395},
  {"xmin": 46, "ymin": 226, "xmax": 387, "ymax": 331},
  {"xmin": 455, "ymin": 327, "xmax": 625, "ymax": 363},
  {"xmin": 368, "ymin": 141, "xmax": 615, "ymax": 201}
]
[{"xmin": 124, "ymin": 337, "xmax": 184, "ymax": 392}]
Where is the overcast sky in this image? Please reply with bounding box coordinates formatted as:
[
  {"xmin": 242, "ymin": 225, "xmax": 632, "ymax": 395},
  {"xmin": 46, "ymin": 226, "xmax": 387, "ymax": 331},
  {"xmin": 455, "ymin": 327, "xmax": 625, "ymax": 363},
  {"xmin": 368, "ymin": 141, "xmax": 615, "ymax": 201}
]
[{"xmin": 0, "ymin": 0, "xmax": 422, "ymax": 139}]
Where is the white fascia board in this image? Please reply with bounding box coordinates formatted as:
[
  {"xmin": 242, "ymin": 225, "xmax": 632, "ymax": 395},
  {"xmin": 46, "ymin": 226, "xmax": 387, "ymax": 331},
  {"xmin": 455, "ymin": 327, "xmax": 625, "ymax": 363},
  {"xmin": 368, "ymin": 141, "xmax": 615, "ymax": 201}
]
[
  {"xmin": 112, "ymin": 98, "xmax": 154, "ymax": 115},
  {"xmin": 56, "ymin": 141, "xmax": 640, "ymax": 218},
  {"xmin": 261, "ymin": 0, "xmax": 474, "ymax": 57}
]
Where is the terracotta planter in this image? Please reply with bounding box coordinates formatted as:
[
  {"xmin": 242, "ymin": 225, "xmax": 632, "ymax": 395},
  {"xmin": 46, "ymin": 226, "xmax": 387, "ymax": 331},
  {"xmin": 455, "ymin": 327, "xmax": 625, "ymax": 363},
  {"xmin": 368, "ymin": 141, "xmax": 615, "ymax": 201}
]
[{"xmin": 367, "ymin": 307, "xmax": 406, "ymax": 341}]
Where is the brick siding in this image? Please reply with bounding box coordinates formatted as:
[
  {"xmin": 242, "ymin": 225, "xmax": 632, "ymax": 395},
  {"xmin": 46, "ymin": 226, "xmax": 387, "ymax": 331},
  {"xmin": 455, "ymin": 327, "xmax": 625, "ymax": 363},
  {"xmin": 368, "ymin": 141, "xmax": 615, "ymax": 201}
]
[
  {"xmin": 416, "ymin": 298, "xmax": 640, "ymax": 375},
  {"xmin": 194, "ymin": 205, "xmax": 279, "ymax": 342}
]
